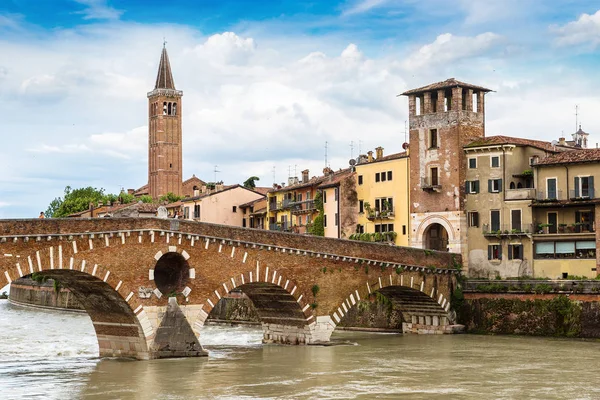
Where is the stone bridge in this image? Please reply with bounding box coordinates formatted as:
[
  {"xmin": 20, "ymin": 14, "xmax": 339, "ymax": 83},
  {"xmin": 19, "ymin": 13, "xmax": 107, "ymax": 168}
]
[{"xmin": 0, "ymin": 218, "xmax": 460, "ymax": 360}]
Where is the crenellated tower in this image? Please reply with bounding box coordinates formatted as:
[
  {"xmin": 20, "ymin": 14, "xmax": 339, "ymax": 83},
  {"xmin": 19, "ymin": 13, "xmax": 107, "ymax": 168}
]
[{"xmin": 147, "ymin": 45, "xmax": 183, "ymax": 199}]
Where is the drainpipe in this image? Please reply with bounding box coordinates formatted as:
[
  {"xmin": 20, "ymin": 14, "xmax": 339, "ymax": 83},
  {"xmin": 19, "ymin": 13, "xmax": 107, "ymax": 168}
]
[{"xmin": 406, "ymin": 156, "xmax": 410, "ymax": 245}]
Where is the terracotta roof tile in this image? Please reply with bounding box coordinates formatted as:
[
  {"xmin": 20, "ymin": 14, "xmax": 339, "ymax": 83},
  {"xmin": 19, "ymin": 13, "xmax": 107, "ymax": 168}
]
[
  {"xmin": 154, "ymin": 46, "xmax": 176, "ymax": 90},
  {"xmin": 464, "ymin": 135, "xmax": 562, "ymax": 153},
  {"xmin": 536, "ymin": 148, "xmax": 600, "ymax": 166},
  {"xmin": 400, "ymin": 78, "xmax": 492, "ymax": 96}
]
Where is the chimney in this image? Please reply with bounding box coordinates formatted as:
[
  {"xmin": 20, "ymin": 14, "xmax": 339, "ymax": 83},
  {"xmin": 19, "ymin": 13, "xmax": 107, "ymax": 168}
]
[
  {"xmin": 216, "ymin": 182, "xmax": 224, "ymax": 191},
  {"xmin": 323, "ymin": 167, "xmax": 333, "ymax": 175},
  {"xmin": 301, "ymin": 169, "xmax": 309, "ymax": 183},
  {"xmin": 559, "ymin": 137, "xmax": 566, "ymax": 146},
  {"xmin": 367, "ymin": 151, "xmax": 373, "ymax": 162},
  {"xmin": 375, "ymin": 146, "xmax": 384, "ymax": 159},
  {"xmin": 127, "ymin": 189, "xmax": 135, "ymax": 195}
]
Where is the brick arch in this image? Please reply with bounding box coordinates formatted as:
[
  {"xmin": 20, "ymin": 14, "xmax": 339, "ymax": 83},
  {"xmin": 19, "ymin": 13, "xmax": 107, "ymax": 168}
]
[
  {"xmin": 3, "ymin": 257, "xmax": 151, "ymax": 360},
  {"xmin": 330, "ymin": 272, "xmax": 450, "ymax": 330},
  {"xmin": 197, "ymin": 262, "xmax": 313, "ymax": 327},
  {"xmin": 415, "ymin": 215, "xmax": 457, "ymax": 244}
]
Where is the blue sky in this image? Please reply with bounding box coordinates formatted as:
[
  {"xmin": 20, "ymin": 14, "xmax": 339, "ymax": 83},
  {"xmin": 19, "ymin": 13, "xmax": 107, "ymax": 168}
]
[{"xmin": 1, "ymin": 0, "xmax": 600, "ymax": 218}]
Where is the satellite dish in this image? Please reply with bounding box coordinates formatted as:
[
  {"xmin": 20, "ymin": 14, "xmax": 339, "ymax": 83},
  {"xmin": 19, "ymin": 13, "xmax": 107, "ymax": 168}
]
[
  {"xmin": 349, "ymin": 159, "xmax": 356, "ymax": 166},
  {"xmin": 551, "ymin": 140, "xmax": 558, "ymax": 146},
  {"xmin": 402, "ymin": 142, "xmax": 409, "ymax": 150}
]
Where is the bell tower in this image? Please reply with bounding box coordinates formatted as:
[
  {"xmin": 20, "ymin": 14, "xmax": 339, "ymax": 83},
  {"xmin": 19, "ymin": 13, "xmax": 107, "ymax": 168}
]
[{"xmin": 147, "ymin": 44, "xmax": 183, "ymax": 199}]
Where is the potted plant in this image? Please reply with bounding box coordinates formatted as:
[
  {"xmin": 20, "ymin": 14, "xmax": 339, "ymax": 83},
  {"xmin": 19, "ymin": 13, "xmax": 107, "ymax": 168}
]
[{"xmin": 558, "ymin": 223, "xmax": 567, "ymax": 233}]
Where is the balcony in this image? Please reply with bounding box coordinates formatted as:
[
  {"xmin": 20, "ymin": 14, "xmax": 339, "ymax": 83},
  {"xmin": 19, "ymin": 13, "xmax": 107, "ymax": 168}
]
[
  {"xmin": 269, "ymin": 222, "xmax": 290, "ymax": 231},
  {"xmin": 533, "ymin": 222, "xmax": 595, "ymax": 235},
  {"xmin": 569, "ymin": 189, "xmax": 596, "ymax": 200},
  {"xmin": 482, "ymin": 224, "xmax": 533, "ymax": 237},
  {"xmin": 366, "ymin": 208, "xmax": 395, "ymax": 220},
  {"xmin": 505, "ymin": 188, "xmax": 536, "ymax": 200},
  {"xmin": 291, "ymin": 200, "xmax": 316, "ymax": 214},
  {"xmin": 535, "ymin": 190, "xmax": 564, "ymax": 202},
  {"xmin": 421, "ymin": 177, "xmax": 441, "ymax": 192}
]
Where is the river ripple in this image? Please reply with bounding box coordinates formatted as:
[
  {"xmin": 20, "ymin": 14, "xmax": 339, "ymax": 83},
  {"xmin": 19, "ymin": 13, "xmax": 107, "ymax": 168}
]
[{"xmin": 1, "ymin": 300, "xmax": 599, "ymax": 399}]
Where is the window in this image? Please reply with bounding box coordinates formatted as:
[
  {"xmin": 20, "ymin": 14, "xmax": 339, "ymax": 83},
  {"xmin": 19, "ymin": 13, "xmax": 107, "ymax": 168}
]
[
  {"xmin": 374, "ymin": 197, "xmax": 393, "ymax": 212},
  {"xmin": 547, "ymin": 178, "xmax": 557, "ymax": 200},
  {"xmin": 374, "ymin": 223, "xmax": 394, "ymax": 233},
  {"xmin": 323, "ymin": 190, "xmax": 327, "ymax": 203},
  {"xmin": 194, "ymin": 204, "xmax": 200, "ymax": 219},
  {"xmin": 429, "ymin": 129, "xmax": 438, "ymax": 149},
  {"xmin": 242, "ymin": 219, "xmax": 246, "ymax": 228},
  {"xmin": 574, "ymin": 176, "xmax": 595, "ymax": 198},
  {"xmin": 430, "ymin": 167, "xmax": 439, "ymax": 186},
  {"xmin": 306, "ymin": 191, "xmax": 311, "ymax": 200},
  {"xmin": 307, "ymin": 214, "xmax": 312, "ymax": 224},
  {"xmin": 387, "ymin": 171, "xmax": 392, "ymax": 181},
  {"xmin": 511, "ymin": 209, "xmax": 521, "ymax": 231},
  {"xmin": 508, "ymin": 244, "xmax": 523, "ymax": 260},
  {"xmin": 375, "ymin": 173, "xmax": 380, "ymax": 182},
  {"xmin": 358, "ymin": 175, "xmax": 363, "ymax": 185},
  {"xmin": 402, "ymin": 225, "xmax": 406, "ymax": 235},
  {"xmin": 488, "ymin": 179, "xmax": 502, "ymax": 193},
  {"xmin": 535, "ymin": 241, "xmax": 596, "ymax": 259},
  {"xmin": 359, "ymin": 200, "xmax": 364, "ymax": 213},
  {"xmin": 297, "ymin": 193, "xmax": 302, "ymax": 202},
  {"xmin": 468, "ymin": 211, "xmax": 479, "ymax": 227},
  {"xmin": 490, "ymin": 210, "xmax": 500, "ymax": 232},
  {"xmin": 232, "ymin": 206, "xmax": 237, "ymax": 213},
  {"xmin": 324, "ymin": 214, "xmax": 327, "ymax": 227},
  {"xmin": 575, "ymin": 210, "xmax": 594, "ymax": 233},
  {"xmin": 356, "ymin": 224, "xmax": 365, "ymax": 234},
  {"xmin": 381, "ymin": 172, "xmax": 387, "ymax": 182},
  {"xmin": 488, "ymin": 244, "xmax": 502, "ymax": 260},
  {"xmin": 466, "ymin": 180, "xmax": 479, "ymax": 194},
  {"xmin": 469, "ymin": 158, "xmax": 477, "ymax": 169},
  {"xmin": 491, "ymin": 156, "xmax": 500, "ymax": 168},
  {"xmin": 184, "ymin": 207, "xmax": 190, "ymax": 219},
  {"xmin": 335, "ymin": 213, "xmax": 339, "ymax": 226}
]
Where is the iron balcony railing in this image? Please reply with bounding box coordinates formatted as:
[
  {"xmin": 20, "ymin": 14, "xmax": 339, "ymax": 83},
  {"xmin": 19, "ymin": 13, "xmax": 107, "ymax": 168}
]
[
  {"xmin": 291, "ymin": 199, "xmax": 316, "ymax": 213},
  {"xmin": 367, "ymin": 207, "xmax": 395, "ymax": 220},
  {"xmin": 533, "ymin": 221, "xmax": 595, "ymax": 234},
  {"xmin": 421, "ymin": 177, "xmax": 441, "ymax": 189},
  {"xmin": 269, "ymin": 222, "xmax": 290, "ymax": 231},
  {"xmin": 482, "ymin": 224, "xmax": 534, "ymax": 236},
  {"xmin": 536, "ymin": 190, "xmax": 564, "ymax": 201},
  {"xmin": 569, "ymin": 189, "xmax": 596, "ymax": 200}
]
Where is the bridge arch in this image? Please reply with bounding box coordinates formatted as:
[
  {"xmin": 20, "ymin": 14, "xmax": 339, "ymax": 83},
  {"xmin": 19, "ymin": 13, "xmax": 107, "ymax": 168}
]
[
  {"xmin": 3, "ymin": 259, "xmax": 152, "ymax": 360},
  {"xmin": 330, "ymin": 271, "xmax": 452, "ymax": 335},
  {"xmin": 196, "ymin": 265, "xmax": 319, "ymax": 345}
]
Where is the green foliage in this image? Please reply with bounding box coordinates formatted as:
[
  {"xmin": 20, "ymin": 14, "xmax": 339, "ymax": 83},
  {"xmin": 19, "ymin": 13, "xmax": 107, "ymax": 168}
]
[
  {"xmin": 533, "ymin": 283, "xmax": 554, "ymax": 294},
  {"xmin": 395, "ymin": 266, "xmax": 404, "ymax": 275},
  {"xmin": 139, "ymin": 195, "xmax": 154, "ymax": 203},
  {"xmin": 308, "ymin": 192, "xmax": 325, "ymax": 236},
  {"xmin": 46, "ymin": 186, "xmax": 106, "ymax": 218},
  {"xmin": 243, "ymin": 176, "xmax": 260, "ymax": 189},
  {"xmin": 159, "ymin": 192, "xmax": 183, "ymax": 203},
  {"xmin": 424, "ymin": 249, "xmax": 433, "ymax": 256},
  {"xmin": 311, "ymin": 284, "xmax": 320, "ymax": 297},
  {"xmin": 310, "ymin": 302, "xmax": 318, "ymax": 309},
  {"xmin": 475, "ymin": 283, "xmax": 509, "ymax": 293},
  {"xmin": 451, "ymin": 287, "xmax": 464, "ymax": 312},
  {"xmin": 364, "ymin": 265, "xmax": 369, "ymax": 274},
  {"xmin": 53, "ymin": 279, "xmax": 62, "ymax": 294},
  {"xmin": 118, "ymin": 191, "xmax": 135, "ymax": 204},
  {"xmin": 31, "ymin": 272, "xmax": 48, "ymax": 284}
]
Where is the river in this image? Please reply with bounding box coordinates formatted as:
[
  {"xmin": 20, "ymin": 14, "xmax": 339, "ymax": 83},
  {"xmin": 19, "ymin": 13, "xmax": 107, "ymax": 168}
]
[{"xmin": 1, "ymin": 300, "xmax": 599, "ymax": 399}]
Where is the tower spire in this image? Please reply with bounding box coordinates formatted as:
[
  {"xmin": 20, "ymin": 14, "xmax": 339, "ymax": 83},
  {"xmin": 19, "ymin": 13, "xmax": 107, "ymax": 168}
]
[{"xmin": 154, "ymin": 45, "xmax": 176, "ymax": 90}]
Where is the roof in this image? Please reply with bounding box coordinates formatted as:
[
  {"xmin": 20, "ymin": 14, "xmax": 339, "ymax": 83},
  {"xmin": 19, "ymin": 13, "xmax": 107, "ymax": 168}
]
[
  {"xmin": 154, "ymin": 46, "xmax": 176, "ymax": 90},
  {"xmin": 269, "ymin": 176, "xmax": 328, "ymax": 194},
  {"xmin": 252, "ymin": 187, "xmax": 271, "ymax": 196},
  {"xmin": 356, "ymin": 151, "xmax": 407, "ymax": 166},
  {"xmin": 239, "ymin": 197, "xmax": 266, "ymax": 208},
  {"xmin": 535, "ymin": 148, "xmax": 600, "ymax": 166},
  {"xmin": 318, "ymin": 169, "xmax": 355, "ymax": 189},
  {"xmin": 464, "ymin": 135, "xmax": 561, "ymax": 153},
  {"xmin": 133, "ymin": 184, "xmax": 149, "ymax": 196},
  {"xmin": 181, "ymin": 184, "xmax": 257, "ymax": 202},
  {"xmin": 182, "ymin": 175, "xmax": 206, "ymax": 186},
  {"xmin": 400, "ymin": 78, "xmax": 492, "ymax": 96}
]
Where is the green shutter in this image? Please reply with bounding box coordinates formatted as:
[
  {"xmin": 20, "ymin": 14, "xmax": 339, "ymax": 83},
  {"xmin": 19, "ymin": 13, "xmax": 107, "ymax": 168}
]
[
  {"xmin": 465, "ymin": 181, "xmax": 470, "ymax": 194},
  {"xmin": 498, "ymin": 245, "xmax": 502, "ymax": 260},
  {"xmin": 508, "ymin": 245, "xmax": 513, "ymax": 260},
  {"xmin": 589, "ymin": 176, "xmax": 595, "ymax": 198},
  {"xmin": 488, "ymin": 179, "xmax": 492, "ymax": 193},
  {"xmin": 487, "ymin": 246, "xmax": 492, "ymax": 260},
  {"xmin": 575, "ymin": 176, "xmax": 580, "ymax": 198},
  {"xmin": 475, "ymin": 180, "xmax": 480, "ymax": 193},
  {"xmin": 498, "ymin": 179, "xmax": 503, "ymax": 192}
]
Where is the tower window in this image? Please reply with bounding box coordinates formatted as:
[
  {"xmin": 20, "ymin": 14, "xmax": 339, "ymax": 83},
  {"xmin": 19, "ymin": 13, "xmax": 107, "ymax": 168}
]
[
  {"xmin": 173, "ymin": 103, "xmax": 177, "ymax": 115},
  {"xmin": 429, "ymin": 129, "xmax": 438, "ymax": 149},
  {"xmin": 168, "ymin": 102, "xmax": 172, "ymax": 115},
  {"xmin": 163, "ymin": 102, "xmax": 167, "ymax": 115},
  {"xmin": 169, "ymin": 163, "xmax": 172, "ymax": 168}
]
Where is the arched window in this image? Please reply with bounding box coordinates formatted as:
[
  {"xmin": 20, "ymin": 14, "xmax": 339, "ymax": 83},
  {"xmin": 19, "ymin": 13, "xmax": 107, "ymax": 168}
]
[
  {"xmin": 163, "ymin": 102, "xmax": 167, "ymax": 115},
  {"xmin": 173, "ymin": 103, "xmax": 177, "ymax": 115},
  {"xmin": 510, "ymin": 182, "xmax": 516, "ymax": 190},
  {"xmin": 517, "ymin": 182, "xmax": 523, "ymax": 189},
  {"xmin": 168, "ymin": 102, "xmax": 172, "ymax": 115}
]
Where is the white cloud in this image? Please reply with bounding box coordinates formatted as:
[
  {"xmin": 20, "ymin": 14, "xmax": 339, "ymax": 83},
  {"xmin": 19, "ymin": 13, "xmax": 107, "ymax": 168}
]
[
  {"xmin": 73, "ymin": 0, "xmax": 123, "ymax": 20},
  {"xmin": 0, "ymin": 14, "xmax": 22, "ymax": 29},
  {"xmin": 192, "ymin": 32, "xmax": 257, "ymax": 65},
  {"xmin": 553, "ymin": 10, "xmax": 600, "ymax": 47},
  {"xmin": 403, "ymin": 32, "xmax": 503, "ymax": 70},
  {"xmin": 342, "ymin": 0, "xmax": 388, "ymax": 16}
]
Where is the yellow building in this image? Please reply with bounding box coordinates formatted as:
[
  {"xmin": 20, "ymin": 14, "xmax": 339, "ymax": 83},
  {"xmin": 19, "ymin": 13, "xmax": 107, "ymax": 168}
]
[
  {"xmin": 531, "ymin": 148, "xmax": 600, "ymax": 278},
  {"xmin": 354, "ymin": 147, "xmax": 410, "ymax": 246}
]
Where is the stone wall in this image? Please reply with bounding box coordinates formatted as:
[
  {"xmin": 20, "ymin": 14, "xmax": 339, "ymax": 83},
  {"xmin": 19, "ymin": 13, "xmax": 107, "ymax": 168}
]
[
  {"xmin": 458, "ymin": 294, "xmax": 600, "ymax": 338},
  {"xmin": 9, "ymin": 277, "xmax": 84, "ymax": 311}
]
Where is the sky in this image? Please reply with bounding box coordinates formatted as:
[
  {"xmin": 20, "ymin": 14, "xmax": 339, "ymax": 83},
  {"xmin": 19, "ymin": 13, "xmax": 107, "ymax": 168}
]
[{"xmin": 1, "ymin": 0, "xmax": 600, "ymax": 218}]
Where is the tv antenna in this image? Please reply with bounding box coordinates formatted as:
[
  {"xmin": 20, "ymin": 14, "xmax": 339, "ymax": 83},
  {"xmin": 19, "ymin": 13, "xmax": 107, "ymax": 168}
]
[
  {"xmin": 213, "ymin": 165, "xmax": 220, "ymax": 182},
  {"xmin": 575, "ymin": 104, "xmax": 579, "ymax": 133},
  {"xmin": 350, "ymin": 140, "xmax": 354, "ymax": 159},
  {"xmin": 324, "ymin": 141, "xmax": 328, "ymax": 167}
]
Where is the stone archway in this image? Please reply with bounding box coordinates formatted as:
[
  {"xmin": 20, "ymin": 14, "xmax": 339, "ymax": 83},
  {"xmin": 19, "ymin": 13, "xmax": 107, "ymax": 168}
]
[{"xmin": 423, "ymin": 223, "xmax": 449, "ymax": 252}]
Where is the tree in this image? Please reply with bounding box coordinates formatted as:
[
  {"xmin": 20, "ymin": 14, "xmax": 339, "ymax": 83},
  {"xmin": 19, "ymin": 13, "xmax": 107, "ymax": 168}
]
[
  {"xmin": 46, "ymin": 186, "xmax": 107, "ymax": 218},
  {"xmin": 139, "ymin": 195, "xmax": 154, "ymax": 203},
  {"xmin": 243, "ymin": 176, "xmax": 260, "ymax": 189},
  {"xmin": 159, "ymin": 192, "xmax": 182, "ymax": 203}
]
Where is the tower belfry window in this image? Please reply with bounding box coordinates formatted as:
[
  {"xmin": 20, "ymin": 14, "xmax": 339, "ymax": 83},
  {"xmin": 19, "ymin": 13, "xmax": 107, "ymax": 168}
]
[
  {"xmin": 163, "ymin": 102, "xmax": 167, "ymax": 115},
  {"xmin": 168, "ymin": 102, "xmax": 172, "ymax": 115},
  {"xmin": 173, "ymin": 103, "xmax": 177, "ymax": 115}
]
